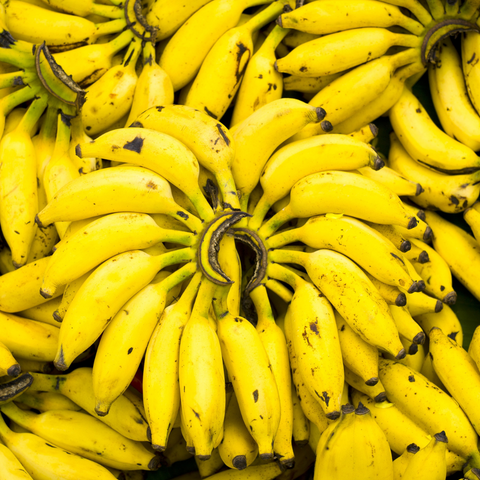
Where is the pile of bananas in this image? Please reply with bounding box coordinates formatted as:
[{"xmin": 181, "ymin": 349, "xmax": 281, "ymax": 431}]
[{"xmin": 1, "ymin": 0, "xmax": 480, "ymax": 479}]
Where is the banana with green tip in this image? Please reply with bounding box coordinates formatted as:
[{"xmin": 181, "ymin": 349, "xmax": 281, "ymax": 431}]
[
  {"xmin": 248, "ymin": 135, "xmax": 381, "ymax": 230},
  {"xmin": 36, "ymin": 164, "xmax": 203, "ymax": 233}
]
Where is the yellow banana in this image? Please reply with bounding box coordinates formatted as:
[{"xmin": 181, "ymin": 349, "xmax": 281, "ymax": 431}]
[
  {"xmin": 291, "ymin": 384, "xmax": 310, "ymax": 446},
  {"xmin": 37, "ymin": 0, "xmax": 123, "ymax": 18},
  {"xmin": 366, "ymin": 222, "xmax": 412, "ymax": 253},
  {"xmin": 464, "ymin": 201, "xmax": 480, "ymax": 243},
  {"xmin": 393, "ymin": 444, "xmax": 420, "ymax": 480},
  {"xmin": 0, "ymin": 437, "xmax": 34, "ymax": 479},
  {"xmin": 76, "ymin": 127, "xmax": 214, "ymax": 222},
  {"xmin": 389, "ymin": 305, "xmax": 425, "ymax": 345},
  {"xmin": 363, "ymin": 273, "xmax": 406, "ymax": 306},
  {"xmin": 421, "ymin": 352, "xmax": 447, "ymax": 391},
  {"xmin": 248, "ymin": 135, "xmax": 380, "ymax": 229},
  {"xmin": 344, "ymin": 366, "xmax": 387, "ymax": 403},
  {"xmin": 379, "ymin": 357, "xmax": 480, "ymax": 465},
  {"xmin": 0, "ymin": 402, "xmax": 161, "ymax": 471},
  {"xmin": 143, "ymin": 272, "xmax": 203, "ymax": 451},
  {"xmin": 359, "ymin": 165, "xmax": 423, "ymax": 197},
  {"xmin": 462, "ymin": 31, "xmax": 480, "ymax": 113},
  {"xmin": 15, "ymin": 358, "xmax": 52, "ymax": 374},
  {"xmin": 283, "ymin": 72, "xmax": 343, "ymax": 93},
  {"xmin": 259, "ymin": 170, "xmax": 418, "ymax": 239},
  {"xmin": 404, "ymin": 291, "xmax": 443, "ymax": 317},
  {"xmin": 203, "ymin": 460, "xmax": 284, "ymax": 479},
  {"xmin": 16, "ymin": 391, "xmax": 81, "ymax": 412},
  {"xmin": 195, "ymin": 447, "xmax": 225, "ymax": 478},
  {"xmin": 0, "ymin": 340, "xmax": 20, "ymax": 378}
]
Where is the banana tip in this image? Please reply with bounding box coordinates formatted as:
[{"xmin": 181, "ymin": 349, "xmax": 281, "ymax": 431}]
[
  {"xmin": 415, "ymin": 184, "xmax": 424, "ymax": 196},
  {"xmin": 39, "ymin": 288, "xmax": 53, "ymax": 299},
  {"xmin": 232, "ymin": 455, "xmax": 247, "ymax": 470},
  {"xmin": 52, "ymin": 310, "xmax": 63, "ymax": 322},
  {"xmin": 434, "ymin": 300, "xmax": 443, "ymax": 313},
  {"xmin": 416, "ymin": 280, "xmax": 426, "ymax": 292},
  {"xmin": 434, "ymin": 431, "xmax": 448, "ymax": 443},
  {"xmin": 395, "ymin": 293, "xmax": 407, "ymax": 306},
  {"xmin": 276, "ymin": 15, "xmax": 283, "ymax": 27},
  {"xmin": 400, "ymin": 240, "xmax": 411, "ymax": 252},
  {"xmin": 369, "ymin": 123, "xmax": 378, "ymax": 138},
  {"xmin": 355, "ymin": 403, "xmax": 370, "ymax": 415},
  {"xmin": 321, "ymin": 120, "xmax": 333, "ymax": 132},
  {"xmin": 373, "ymin": 156, "xmax": 385, "ymax": 171},
  {"xmin": 259, "ymin": 452, "xmax": 274, "ymax": 461},
  {"xmin": 413, "ymin": 332, "xmax": 426, "ymax": 345},
  {"xmin": 406, "ymin": 443, "xmax": 420, "ymax": 454},
  {"xmin": 365, "ymin": 377, "xmax": 379, "ymax": 386},
  {"xmin": 407, "ymin": 216, "xmax": 418, "ymax": 230},
  {"xmin": 75, "ymin": 144, "xmax": 83, "ymax": 158},
  {"xmin": 423, "ymin": 226, "xmax": 433, "ymax": 242},
  {"xmin": 148, "ymin": 455, "xmax": 162, "ymax": 471},
  {"xmin": 418, "ymin": 250, "xmax": 430, "ymax": 263},
  {"xmin": 408, "ymin": 343, "xmax": 418, "ymax": 355},
  {"xmin": 395, "ymin": 348, "xmax": 407, "ymax": 360},
  {"xmin": 326, "ymin": 410, "xmax": 341, "ymax": 420},
  {"xmin": 34, "ymin": 214, "xmax": 45, "ymax": 229},
  {"xmin": 341, "ymin": 404, "xmax": 355, "ymax": 414},
  {"xmin": 374, "ymin": 392, "xmax": 387, "ymax": 402},
  {"xmin": 7, "ymin": 364, "xmax": 21, "ymax": 377},
  {"xmin": 315, "ymin": 107, "xmax": 326, "ymax": 121},
  {"xmin": 443, "ymin": 291, "xmax": 457, "ymax": 305},
  {"xmin": 94, "ymin": 404, "xmax": 109, "ymax": 417},
  {"xmin": 11, "ymin": 259, "xmax": 26, "ymax": 269}
]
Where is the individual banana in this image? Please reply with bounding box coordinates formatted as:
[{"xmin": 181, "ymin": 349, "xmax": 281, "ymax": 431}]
[
  {"xmin": 35, "ymin": 164, "xmax": 203, "ymax": 233},
  {"xmin": 378, "ymin": 358, "xmax": 480, "ymax": 466},
  {"xmin": 0, "ymin": 340, "xmax": 21, "ymax": 378},
  {"xmin": 404, "ymin": 291, "xmax": 443, "ymax": 317},
  {"xmin": 0, "ymin": 436, "xmax": 34, "ymax": 479},
  {"xmin": 464, "ymin": 202, "xmax": 480, "ymax": 242},
  {"xmin": 366, "ymin": 222, "xmax": 412, "ymax": 253},
  {"xmin": 344, "ymin": 366, "xmax": 387, "ymax": 403},
  {"xmin": 248, "ymin": 135, "xmax": 381, "ymax": 230},
  {"xmin": 0, "ymin": 402, "xmax": 161, "ymax": 471},
  {"xmin": 15, "ymin": 391, "xmax": 81, "ymax": 413},
  {"xmin": 462, "ymin": 31, "xmax": 480, "ymax": 113},
  {"xmin": 291, "ymin": 384, "xmax": 310, "ymax": 446},
  {"xmin": 258, "ymin": 170, "xmax": 418, "ymax": 239},
  {"xmin": 283, "ymin": 72, "xmax": 343, "ymax": 93},
  {"xmin": 389, "ymin": 305, "xmax": 425, "ymax": 345}
]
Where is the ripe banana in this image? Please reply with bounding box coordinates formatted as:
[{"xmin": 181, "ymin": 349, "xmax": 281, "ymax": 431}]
[
  {"xmin": 462, "ymin": 31, "xmax": 480, "ymax": 113},
  {"xmin": 464, "ymin": 201, "xmax": 480, "ymax": 242}
]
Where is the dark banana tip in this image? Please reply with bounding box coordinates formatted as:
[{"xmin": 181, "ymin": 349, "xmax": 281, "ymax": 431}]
[
  {"xmin": 400, "ymin": 240, "xmax": 411, "ymax": 252},
  {"xmin": 373, "ymin": 156, "xmax": 385, "ymax": 171},
  {"xmin": 315, "ymin": 107, "xmax": 326, "ymax": 121},
  {"xmin": 276, "ymin": 15, "xmax": 283, "ymax": 27},
  {"xmin": 52, "ymin": 311, "xmax": 63, "ymax": 322},
  {"xmin": 407, "ymin": 282, "xmax": 419, "ymax": 294},
  {"xmin": 416, "ymin": 280, "xmax": 426, "ymax": 292},
  {"xmin": 283, "ymin": 3, "xmax": 293, "ymax": 12},
  {"xmin": 365, "ymin": 377, "xmax": 379, "ymax": 386},
  {"xmin": 395, "ymin": 348, "xmax": 407, "ymax": 360},
  {"xmin": 406, "ymin": 443, "xmax": 420, "ymax": 454},
  {"xmin": 75, "ymin": 144, "xmax": 83, "ymax": 158},
  {"xmin": 34, "ymin": 214, "xmax": 45, "ymax": 228},
  {"xmin": 407, "ymin": 216, "xmax": 418, "ymax": 229},
  {"xmin": 273, "ymin": 60, "xmax": 279, "ymax": 72},
  {"xmin": 7, "ymin": 364, "xmax": 21, "ymax": 377},
  {"xmin": 232, "ymin": 455, "xmax": 247, "ymax": 470},
  {"xmin": 197, "ymin": 454, "xmax": 211, "ymax": 461},
  {"xmin": 423, "ymin": 226, "xmax": 433, "ymax": 242},
  {"xmin": 443, "ymin": 291, "xmax": 457, "ymax": 305},
  {"xmin": 355, "ymin": 402, "xmax": 370, "ymax": 415},
  {"xmin": 39, "ymin": 288, "xmax": 53, "ymax": 299},
  {"xmin": 408, "ymin": 343, "xmax": 418, "ymax": 355},
  {"xmin": 146, "ymin": 426, "xmax": 152, "ymax": 443},
  {"xmin": 341, "ymin": 404, "xmax": 355, "ymax": 414},
  {"xmin": 326, "ymin": 410, "xmax": 341, "ymax": 420},
  {"xmin": 413, "ymin": 332, "xmax": 426, "ymax": 345},
  {"xmin": 148, "ymin": 455, "xmax": 163, "ymax": 471},
  {"xmin": 417, "ymin": 209, "xmax": 426, "ymax": 221},
  {"xmin": 395, "ymin": 293, "xmax": 407, "ymax": 306},
  {"xmin": 152, "ymin": 443, "xmax": 166, "ymax": 452},
  {"xmin": 434, "ymin": 431, "xmax": 448, "ymax": 443},
  {"xmin": 94, "ymin": 408, "xmax": 108, "ymax": 417},
  {"xmin": 435, "ymin": 300, "xmax": 444, "ymax": 313},
  {"xmin": 12, "ymin": 259, "xmax": 25, "ymax": 269},
  {"xmin": 418, "ymin": 251, "xmax": 430, "ymax": 263},
  {"xmin": 320, "ymin": 120, "xmax": 333, "ymax": 132},
  {"xmin": 259, "ymin": 452, "xmax": 274, "ymax": 460},
  {"xmin": 280, "ymin": 458, "xmax": 295, "ymax": 469},
  {"xmin": 374, "ymin": 391, "xmax": 387, "ymax": 403},
  {"xmin": 415, "ymin": 183, "xmax": 424, "ymax": 196},
  {"xmin": 369, "ymin": 123, "xmax": 378, "ymax": 138}
]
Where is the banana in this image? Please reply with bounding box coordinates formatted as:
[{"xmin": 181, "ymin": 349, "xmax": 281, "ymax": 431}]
[
  {"xmin": 0, "ymin": 411, "xmax": 118, "ymax": 480},
  {"xmin": 388, "ymin": 132, "xmax": 480, "ymax": 212},
  {"xmin": 389, "ymin": 86, "xmax": 480, "ymax": 172},
  {"xmin": 0, "ymin": 402, "xmax": 161, "ymax": 471},
  {"xmin": 92, "ymin": 269, "xmax": 184, "ymax": 416},
  {"xmin": 41, "ymin": 212, "xmax": 195, "ymax": 295},
  {"xmin": 0, "ymin": 437, "xmax": 34, "ymax": 479},
  {"xmin": 276, "ymin": 28, "xmax": 420, "ymax": 78},
  {"xmin": 82, "ymin": 38, "xmax": 142, "ymax": 136},
  {"xmin": 462, "ymin": 31, "xmax": 480, "ymax": 114},
  {"xmin": 358, "ymin": 165, "xmax": 423, "ymax": 197},
  {"xmin": 0, "ymin": 311, "xmax": 59, "ymax": 362},
  {"xmin": 196, "ymin": 447, "xmax": 225, "ymax": 478},
  {"xmin": 159, "ymin": 0, "xmax": 273, "ymax": 91},
  {"xmin": 344, "ymin": 366, "xmax": 387, "ymax": 403},
  {"xmin": 37, "ymin": 0, "xmax": 123, "ymax": 18},
  {"xmin": 379, "ymin": 357, "xmax": 480, "ymax": 465},
  {"xmin": 404, "ymin": 291, "xmax": 443, "ymax": 317},
  {"xmin": 36, "ymin": 164, "xmax": 203, "ymax": 233},
  {"xmin": 259, "ymin": 171, "xmax": 418, "ymax": 239},
  {"xmin": 231, "ymin": 99, "xmax": 326, "ymax": 211},
  {"xmin": 133, "ymin": 104, "xmax": 238, "ymax": 210},
  {"xmin": 16, "ymin": 391, "xmax": 81, "ymax": 412},
  {"xmin": 4, "ymin": 1, "xmax": 126, "ymax": 47},
  {"xmin": 76, "ymin": 128, "xmax": 214, "ymax": 222},
  {"xmin": 68, "ymin": 114, "xmax": 97, "ymax": 174},
  {"xmin": 15, "ymin": 358, "xmax": 52, "ymax": 374},
  {"xmin": 335, "ymin": 311, "xmax": 380, "ymax": 386},
  {"xmin": 53, "ymin": 30, "xmax": 134, "ymax": 87},
  {"xmin": 185, "ymin": 1, "xmax": 287, "ymax": 121},
  {"xmin": 0, "ymin": 340, "xmax": 20, "ymax": 378},
  {"xmin": 277, "ymin": 1, "xmax": 424, "ymax": 35},
  {"xmin": 218, "ymin": 388, "xmax": 258, "ymax": 470},
  {"xmin": 266, "ymin": 215, "xmax": 415, "ymax": 290},
  {"xmin": 0, "ymin": 374, "xmax": 34, "ymax": 406},
  {"xmin": 432, "ymin": 37, "xmax": 480, "ymax": 151},
  {"xmin": 421, "ymin": 352, "xmax": 447, "ymax": 390},
  {"xmin": 429, "ymin": 327, "xmax": 480, "ymax": 435},
  {"xmin": 248, "ymin": 135, "xmax": 380, "ymax": 229},
  {"xmin": 389, "ymin": 305, "xmax": 425, "ymax": 345},
  {"xmin": 230, "ymin": 25, "xmax": 290, "ymax": 126},
  {"xmin": 401, "ymin": 432, "xmax": 448, "ymax": 480},
  {"xmin": 366, "ymin": 222, "xmax": 412, "ymax": 253},
  {"xmin": 268, "ymin": 251, "xmax": 406, "ymax": 359},
  {"xmin": 425, "ymin": 210, "xmax": 480, "ymax": 301},
  {"xmin": 146, "ymin": 0, "xmax": 213, "ymax": 41},
  {"xmin": 143, "ymin": 272, "xmax": 203, "ymax": 451},
  {"xmin": 54, "ymin": 248, "xmax": 195, "ymax": 371},
  {"xmin": 291, "ymin": 49, "xmax": 421, "ymax": 140},
  {"xmin": 362, "ymin": 272, "xmax": 407, "ymax": 306},
  {"xmin": 393, "ymin": 444, "xmax": 420, "ymax": 480},
  {"xmin": 291, "ymin": 384, "xmax": 310, "ymax": 446},
  {"xmin": 464, "ymin": 201, "xmax": 480, "ymax": 244},
  {"xmin": 283, "ymin": 72, "xmax": 343, "ymax": 93},
  {"xmin": 249, "ymin": 286, "xmax": 294, "ymax": 466}
]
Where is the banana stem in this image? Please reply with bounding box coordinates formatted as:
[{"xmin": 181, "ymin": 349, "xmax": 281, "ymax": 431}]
[
  {"xmin": 188, "ymin": 190, "xmax": 215, "ymax": 223},
  {"xmin": 191, "ymin": 277, "xmax": 217, "ymax": 318},
  {"xmin": 216, "ymin": 170, "xmax": 241, "ymax": 211},
  {"xmin": 259, "ymin": 24, "xmax": 290, "ymax": 53},
  {"xmin": 122, "ymin": 37, "xmax": 142, "ymax": 71},
  {"xmin": 265, "ymin": 227, "xmax": 300, "ymax": 249},
  {"xmin": 258, "ymin": 206, "xmax": 292, "ymax": 239},
  {"xmin": 460, "ymin": 0, "xmax": 480, "ymax": 19},
  {"xmin": 248, "ymin": 195, "xmax": 272, "ymax": 232},
  {"xmin": 397, "ymin": 33, "xmax": 423, "ymax": 48},
  {"xmin": 156, "ymin": 228, "xmax": 196, "ymax": 246},
  {"xmin": 399, "ymin": 61, "xmax": 427, "ymax": 84},
  {"xmin": 382, "ymin": 1, "xmax": 433, "ymax": 26},
  {"xmin": 94, "ymin": 18, "xmax": 128, "ymax": 38},
  {"xmin": 173, "ymin": 271, "xmax": 203, "ymax": 307},
  {"xmin": 158, "ymin": 262, "xmax": 199, "ymax": 295},
  {"xmin": 250, "ymin": 285, "xmax": 276, "ymax": 329},
  {"xmin": 107, "ymin": 29, "xmax": 135, "ymax": 54},
  {"xmin": 425, "ymin": 0, "xmax": 445, "ymax": 19},
  {"xmin": 266, "ymin": 261, "xmax": 305, "ymax": 291},
  {"xmin": 142, "ymin": 40, "xmax": 156, "ymax": 66},
  {"xmin": 0, "ymin": 71, "xmax": 26, "ymax": 89},
  {"xmin": 52, "ymin": 110, "xmax": 72, "ymax": 158},
  {"xmin": 153, "ymin": 247, "xmax": 196, "ymax": 271},
  {"xmin": 264, "ymin": 278, "xmax": 293, "ymax": 303},
  {"xmin": 16, "ymin": 94, "xmax": 48, "ymax": 136},
  {"xmin": 169, "ymin": 209, "xmax": 204, "ymax": 234},
  {"xmin": 445, "ymin": 0, "xmax": 459, "ymax": 16},
  {"xmin": 245, "ymin": 0, "xmax": 276, "ymax": 8},
  {"xmin": 213, "ymin": 284, "xmax": 231, "ymax": 318},
  {"xmin": 243, "ymin": 0, "xmax": 289, "ymax": 36},
  {"xmin": 0, "ymin": 83, "xmax": 41, "ymax": 117},
  {"xmin": 0, "ymin": 48, "xmax": 31, "ymax": 69},
  {"xmin": 390, "ymin": 48, "xmax": 422, "ymax": 71}
]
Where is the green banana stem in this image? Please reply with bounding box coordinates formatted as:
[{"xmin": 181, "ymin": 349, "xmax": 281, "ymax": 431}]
[
  {"xmin": 191, "ymin": 277, "xmax": 217, "ymax": 318},
  {"xmin": 0, "ymin": 70, "xmax": 26, "ymax": 89},
  {"xmin": 249, "ymin": 284, "xmax": 276, "ymax": 329},
  {"xmin": 263, "ymin": 225, "xmax": 300, "ymax": 249},
  {"xmin": 243, "ymin": 0, "xmax": 290, "ymax": 36},
  {"xmin": 216, "ymin": 170, "xmax": 241, "ymax": 212},
  {"xmin": 52, "ymin": 110, "xmax": 72, "ymax": 158},
  {"xmin": 122, "ymin": 37, "xmax": 142, "ymax": 70},
  {"xmin": 460, "ymin": 0, "xmax": 480, "ymax": 19},
  {"xmin": 154, "ymin": 247, "xmax": 196, "ymax": 271},
  {"xmin": 425, "ymin": 0, "xmax": 445, "ymax": 19},
  {"xmin": 445, "ymin": 0, "xmax": 460, "ymax": 16},
  {"xmin": 158, "ymin": 262, "xmax": 199, "ymax": 296},
  {"xmin": 16, "ymin": 94, "xmax": 48, "ymax": 136},
  {"xmin": 156, "ymin": 228, "xmax": 196, "ymax": 246},
  {"xmin": 266, "ymin": 260, "xmax": 306, "ymax": 291},
  {"xmin": 264, "ymin": 278, "xmax": 293, "ymax": 303},
  {"xmin": 248, "ymin": 195, "xmax": 273, "ymax": 232},
  {"xmin": 260, "ymin": 24, "xmax": 290, "ymax": 52},
  {"xmin": 94, "ymin": 18, "xmax": 128, "ymax": 38},
  {"xmin": 258, "ymin": 206, "xmax": 292, "ymax": 239},
  {"xmin": 0, "ymin": 47, "xmax": 31, "ymax": 69}
]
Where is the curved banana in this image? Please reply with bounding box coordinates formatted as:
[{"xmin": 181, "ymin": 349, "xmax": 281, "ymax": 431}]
[
  {"xmin": 143, "ymin": 272, "xmax": 203, "ymax": 451},
  {"xmin": 0, "ymin": 412, "xmax": 118, "ymax": 480},
  {"xmin": 36, "ymin": 164, "xmax": 202, "ymax": 233},
  {"xmin": 0, "ymin": 402, "xmax": 161, "ymax": 471},
  {"xmin": 379, "ymin": 357, "xmax": 480, "ymax": 466},
  {"xmin": 266, "ymin": 215, "xmax": 415, "ymax": 290},
  {"xmin": 0, "ymin": 340, "xmax": 20, "ymax": 378},
  {"xmin": 358, "ymin": 165, "xmax": 423, "ymax": 197},
  {"xmin": 363, "ymin": 272, "xmax": 407, "ymax": 306},
  {"xmin": 134, "ymin": 104, "xmax": 238, "ymax": 210},
  {"xmin": 276, "ymin": 28, "xmax": 420, "ymax": 78},
  {"xmin": 277, "ymin": 1, "xmax": 424, "ymax": 35},
  {"xmin": 389, "ymin": 305, "xmax": 425, "ymax": 346},
  {"xmin": 462, "ymin": 31, "xmax": 480, "ymax": 113},
  {"xmin": 231, "ymin": 98, "xmax": 325, "ymax": 210},
  {"xmin": 259, "ymin": 171, "xmax": 417, "ymax": 239},
  {"xmin": 389, "ymin": 86, "xmax": 480, "ymax": 172},
  {"xmin": 92, "ymin": 269, "xmax": 184, "ymax": 416},
  {"xmin": 248, "ymin": 135, "xmax": 381, "ymax": 230},
  {"xmin": 344, "ymin": 366, "xmax": 387, "ymax": 403},
  {"xmin": 76, "ymin": 127, "xmax": 214, "ymax": 222}
]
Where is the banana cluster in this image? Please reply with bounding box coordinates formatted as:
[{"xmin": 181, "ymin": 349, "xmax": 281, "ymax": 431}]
[{"xmin": 0, "ymin": 0, "xmax": 480, "ymax": 480}]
